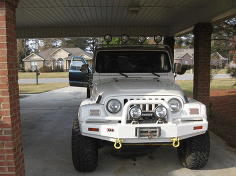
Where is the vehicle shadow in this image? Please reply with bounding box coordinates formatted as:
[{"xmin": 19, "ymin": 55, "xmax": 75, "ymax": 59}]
[{"xmin": 94, "ymin": 133, "xmax": 236, "ymax": 176}]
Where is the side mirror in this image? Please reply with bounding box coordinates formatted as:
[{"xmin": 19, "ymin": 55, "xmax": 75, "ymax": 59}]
[
  {"xmin": 81, "ymin": 64, "xmax": 89, "ymax": 73},
  {"xmin": 174, "ymin": 63, "xmax": 187, "ymax": 75}
]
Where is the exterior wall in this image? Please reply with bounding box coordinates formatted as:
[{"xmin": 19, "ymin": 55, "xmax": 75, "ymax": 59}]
[
  {"xmin": 0, "ymin": 1, "xmax": 25, "ymax": 175},
  {"xmin": 24, "ymin": 61, "xmax": 44, "ymax": 71},
  {"xmin": 51, "ymin": 49, "xmax": 70, "ymax": 71},
  {"xmin": 181, "ymin": 56, "xmax": 193, "ymax": 66},
  {"xmin": 23, "ymin": 54, "xmax": 45, "ymax": 71}
]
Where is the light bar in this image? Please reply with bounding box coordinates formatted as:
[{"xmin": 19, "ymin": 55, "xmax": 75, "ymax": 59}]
[
  {"xmin": 137, "ymin": 35, "xmax": 146, "ymax": 44},
  {"xmin": 104, "ymin": 34, "xmax": 112, "ymax": 43},
  {"xmin": 154, "ymin": 35, "xmax": 163, "ymax": 44},
  {"xmin": 121, "ymin": 34, "xmax": 129, "ymax": 44}
]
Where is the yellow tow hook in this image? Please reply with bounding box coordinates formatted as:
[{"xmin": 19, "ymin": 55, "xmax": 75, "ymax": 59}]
[
  {"xmin": 171, "ymin": 137, "xmax": 180, "ymax": 148},
  {"xmin": 114, "ymin": 138, "xmax": 123, "ymax": 150}
]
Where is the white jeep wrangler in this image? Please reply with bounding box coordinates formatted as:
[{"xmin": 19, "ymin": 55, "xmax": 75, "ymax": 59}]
[{"xmin": 71, "ymin": 45, "xmax": 210, "ymax": 172}]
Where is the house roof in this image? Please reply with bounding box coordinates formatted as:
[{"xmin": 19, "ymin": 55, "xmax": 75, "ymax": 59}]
[
  {"xmin": 23, "ymin": 48, "xmax": 93, "ymax": 61},
  {"xmin": 211, "ymin": 52, "xmax": 228, "ymax": 60},
  {"xmin": 174, "ymin": 48, "xmax": 194, "ymax": 60},
  {"xmin": 22, "ymin": 53, "xmax": 45, "ymax": 61},
  {"xmin": 63, "ymin": 48, "xmax": 93, "ymax": 60}
]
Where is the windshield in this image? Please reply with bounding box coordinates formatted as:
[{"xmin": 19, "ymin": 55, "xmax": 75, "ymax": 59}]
[
  {"xmin": 95, "ymin": 51, "xmax": 171, "ymax": 73},
  {"xmin": 70, "ymin": 61, "xmax": 84, "ymax": 70}
]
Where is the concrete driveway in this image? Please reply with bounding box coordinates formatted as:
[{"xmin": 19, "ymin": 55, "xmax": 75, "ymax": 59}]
[{"xmin": 20, "ymin": 87, "xmax": 236, "ymax": 176}]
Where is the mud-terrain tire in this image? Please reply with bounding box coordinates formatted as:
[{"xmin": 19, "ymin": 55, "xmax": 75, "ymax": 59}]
[
  {"xmin": 72, "ymin": 118, "xmax": 98, "ymax": 172},
  {"xmin": 177, "ymin": 131, "xmax": 210, "ymax": 169}
]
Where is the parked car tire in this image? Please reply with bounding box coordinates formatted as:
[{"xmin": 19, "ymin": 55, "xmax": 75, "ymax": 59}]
[
  {"xmin": 72, "ymin": 118, "xmax": 98, "ymax": 172},
  {"xmin": 177, "ymin": 131, "xmax": 210, "ymax": 169}
]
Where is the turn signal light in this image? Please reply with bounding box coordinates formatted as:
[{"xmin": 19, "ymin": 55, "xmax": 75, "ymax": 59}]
[
  {"xmin": 190, "ymin": 108, "xmax": 199, "ymax": 115},
  {"xmin": 193, "ymin": 126, "xmax": 203, "ymax": 130},
  {"xmin": 88, "ymin": 128, "xmax": 99, "ymax": 132},
  {"xmin": 90, "ymin": 109, "xmax": 100, "ymax": 116}
]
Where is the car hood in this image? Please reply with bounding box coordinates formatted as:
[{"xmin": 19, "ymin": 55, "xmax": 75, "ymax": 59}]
[{"xmin": 91, "ymin": 77, "xmax": 184, "ymax": 102}]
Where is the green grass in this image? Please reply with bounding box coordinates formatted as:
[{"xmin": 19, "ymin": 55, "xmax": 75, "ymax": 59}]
[
  {"xmin": 19, "ymin": 72, "xmax": 68, "ymax": 79},
  {"xmin": 19, "ymin": 83, "xmax": 69, "ymax": 94},
  {"xmin": 176, "ymin": 79, "xmax": 236, "ymax": 96},
  {"xmin": 185, "ymin": 69, "xmax": 228, "ymax": 74}
]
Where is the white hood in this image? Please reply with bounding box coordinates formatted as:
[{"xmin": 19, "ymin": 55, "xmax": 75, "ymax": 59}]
[{"xmin": 91, "ymin": 74, "xmax": 184, "ymax": 102}]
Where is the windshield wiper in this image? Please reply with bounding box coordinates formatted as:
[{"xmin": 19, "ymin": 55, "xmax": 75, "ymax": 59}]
[
  {"xmin": 119, "ymin": 73, "xmax": 128, "ymax": 78},
  {"xmin": 152, "ymin": 73, "xmax": 160, "ymax": 77}
]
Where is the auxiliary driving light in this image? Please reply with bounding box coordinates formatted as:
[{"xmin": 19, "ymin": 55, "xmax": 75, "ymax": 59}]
[
  {"xmin": 137, "ymin": 35, "xmax": 146, "ymax": 44},
  {"xmin": 121, "ymin": 34, "xmax": 129, "ymax": 44},
  {"xmin": 155, "ymin": 106, "xmax": 167, "ymax": 118},
  {"xmin": 154, "ymin": 35, "xmax": 163, "ymax": 44},
  {"xmin": 129, "ymin": 106, "xmax": 142, "ymax": 119},
  {"xmin": 104, "ymin": 34, "xmax": 112, "ymax": 43}
]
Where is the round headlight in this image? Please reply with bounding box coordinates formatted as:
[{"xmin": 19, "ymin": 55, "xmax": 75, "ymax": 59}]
[
  {"xmin": 129, "ymin": 106, "xmax": 142, "ymax": 119},
  {"xmin": 106, "ymin": 99, "xmax": 121, "ymax": 113},
  {"xmin": 168, "ymin": 98, "xmax": 182, "ymax": 113},
  {"xmin": 155, "ymin": 106, "xmax": 167, "ymax": 118}
]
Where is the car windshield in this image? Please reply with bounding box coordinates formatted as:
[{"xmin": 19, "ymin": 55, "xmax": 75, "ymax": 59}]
[
  {"xmin": 70, "ymin": 61, "xmax": 84, "ymax": 70},
  {"xmin": 95, "ymin": 51, "xmax": 171, "ymax": 73}
]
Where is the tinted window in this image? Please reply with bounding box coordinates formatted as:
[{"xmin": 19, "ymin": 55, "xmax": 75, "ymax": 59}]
[{"xmin": 96, "ymin": 51, "xmax": 171, "ymax": 73}]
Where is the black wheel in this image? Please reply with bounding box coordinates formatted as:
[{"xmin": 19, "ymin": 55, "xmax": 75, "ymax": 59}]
[
  {"xmin": 177, "ymin": 131, "xmax": 210, "ymax": 169},
  {"xmin": 72, "ymin": 118, "xmax": 98, "ymax": 172}
]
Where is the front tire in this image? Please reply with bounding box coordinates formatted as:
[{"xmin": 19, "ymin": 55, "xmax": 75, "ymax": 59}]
[
  {"xmin": 177, "ymin": 132, "xmax": 210, "ymax": 169},
  {"xmin": 72, "ymin": 118, "xmax": 98, "ymax": 172}
]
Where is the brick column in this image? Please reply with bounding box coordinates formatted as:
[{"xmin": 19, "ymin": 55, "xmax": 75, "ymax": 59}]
[
  {"xmin": 0, "ymin": 1, "xmax": 25, "ymax": 176},
  {"xmin": 163, "ymin": 36, "xmax": 175, "ymax": 63},
  {"xmin": 193, "ymin": 23, "xmax": 213, "ymax": 106}
]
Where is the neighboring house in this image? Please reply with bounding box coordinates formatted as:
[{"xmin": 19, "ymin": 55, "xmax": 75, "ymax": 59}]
[
  {"xmin": 174, "ymin": 49, "xmax": 229, "ymax": 69},
  {"xmin": 22, "ymin": 48, "xmax": 93, "ymax": 71},
  {"xmin": 211, "ymin": 52, "xmax": 229, "ymax": 68},
  {"xmin": 174, "ymin": 49, "xmax": 194, "ymax": 66}
]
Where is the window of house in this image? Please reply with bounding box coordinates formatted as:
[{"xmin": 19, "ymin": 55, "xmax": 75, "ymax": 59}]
[{"xmin": 31, "ymin": 61, "xmax": 38, "ymax": 71}]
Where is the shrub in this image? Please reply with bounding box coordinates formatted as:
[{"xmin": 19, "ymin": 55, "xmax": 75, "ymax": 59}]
[
  {"xmin": 39, "ymin": 66, "xmax": 53, "ymax": 72},
  {"xmin": 53, "ymin": 66, "xmax": 64, "ymax": 72},
  {"xmin": 227, "ymin": 67, "xmax": 236, "ymax": 77}
]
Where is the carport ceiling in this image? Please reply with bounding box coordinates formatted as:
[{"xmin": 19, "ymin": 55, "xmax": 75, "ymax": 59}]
[{"xmin": 16, "ymin": 0, "xmax": 236, "ymax": 38}]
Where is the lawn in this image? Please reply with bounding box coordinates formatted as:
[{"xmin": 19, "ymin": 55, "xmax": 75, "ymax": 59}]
[
  {"xmin": 19, "ymin": 83, "xmax": 69, "ymax": 94},
  {"xmin": 19, "ymin": 72, "xmax": 68, "ymax": 79},
  {"xmin": 176, "ymin": 79, "xmax": 236, "ymax": 96},
  {"xmin": 185, "ymin": 68, "xmax": 228, "ymax": 74}
]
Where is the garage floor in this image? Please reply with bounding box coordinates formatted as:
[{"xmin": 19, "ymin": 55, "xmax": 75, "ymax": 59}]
[{"xmin": 20, "ymin": 87, "xmax": 236, "ymax": 176}]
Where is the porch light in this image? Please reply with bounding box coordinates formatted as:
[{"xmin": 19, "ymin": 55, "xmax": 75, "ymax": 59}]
[
  {"xmin": 104, "ymin": 34, "xmax": 112, "ymax": 43},
  {"xmin": 137, "ymin": 35, "xmax": 146, "ymax": 44},
  {"xmin": 154, "ymin": 35, "xmax": 163, "ymax": 44},
  {"xmin": 121, "ymin": 34, "xmax": 129, "ymax": 44}
]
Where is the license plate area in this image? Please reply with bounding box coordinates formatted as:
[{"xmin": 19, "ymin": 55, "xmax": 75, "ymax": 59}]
[{"xmin": 136, "ymin": 127, "xmax": 161, "ymax": 139}]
